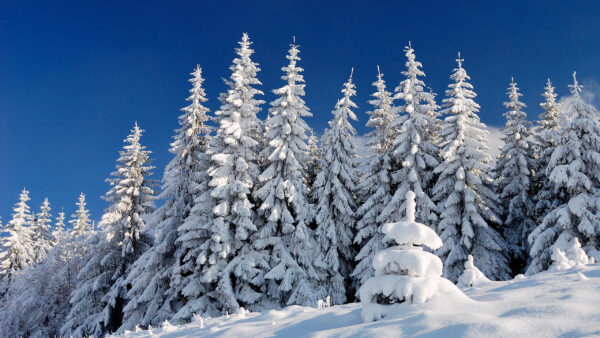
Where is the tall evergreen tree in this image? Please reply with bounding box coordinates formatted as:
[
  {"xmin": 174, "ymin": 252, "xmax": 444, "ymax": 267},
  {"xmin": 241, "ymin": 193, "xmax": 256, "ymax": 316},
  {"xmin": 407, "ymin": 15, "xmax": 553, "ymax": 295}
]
[
  {"xmin": 252, "ymin": 41, "xmax": 318, "ymax": 308},
  {"xmin": 495, "ymin": 78, "xmax": 535, "ymax": 274},
  {"xmin": 69, "ymin": 193, "xmax": 92, "ymax": 237},
  {"xmin": 306, "ymin": 129, "xmax": 321, "ymax": 190},
  {"xmin": 527, "ymin": 72, "xmax": 600, "ymax": 274},
  {"xmin": 0, "ymin": 189, "xmax": 35, "ymax": 283},
  {"xmin": 61, "ymin": 123, "xmax": 155, "ymax": 337},
  {"xmin": 173, "ymin": 33, "xmax": 265, "ymax": 320},
  {"xmin": 122, "ymin": 66, "xmax": 213, "ymax": 330},
  {"xmin": 313, "ymin": 70, "xmax": 358, "ymax": 305},
  {"xmin": 432, "ymin": 54, "xmax": 510, "ymax": 282},
  {"xmin": 53, "ymin": 210, "xmax": 66, "ymax": 244},
  {"xmin": 378, "ymin": 44, "xmax": 439, "ymax": 229},
  {"xmin": 532, "ymin": 79, "xmax": 562, "ymax": 224},
  {"xmin": 353, "ymin": 67, "xmax": 395, "ymax": 289},
  {"xmin": 33, "ymin": 197, "xmax": 53, "ymax": 261}
]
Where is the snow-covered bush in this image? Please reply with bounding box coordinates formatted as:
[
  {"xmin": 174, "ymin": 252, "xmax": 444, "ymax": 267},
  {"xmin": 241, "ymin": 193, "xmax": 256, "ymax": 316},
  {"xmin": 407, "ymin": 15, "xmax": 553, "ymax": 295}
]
[
  {"xmin": 359, "ymin": 191, "xmax": 460, "ymax": 322},
  {"xmin": 457, "ymin": 255, "xmax": 491, "ymax": 288},
  {"xmin": 550, "ymin": 238, "xmax": 590, "ymax": 272}
]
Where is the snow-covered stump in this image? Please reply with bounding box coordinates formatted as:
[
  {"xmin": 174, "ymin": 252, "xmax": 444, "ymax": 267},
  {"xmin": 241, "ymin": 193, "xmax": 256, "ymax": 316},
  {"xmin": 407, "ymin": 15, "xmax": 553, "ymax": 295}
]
[{"xmin": 360, "ymin": 191, "xmax": 460, "ymax": 322}]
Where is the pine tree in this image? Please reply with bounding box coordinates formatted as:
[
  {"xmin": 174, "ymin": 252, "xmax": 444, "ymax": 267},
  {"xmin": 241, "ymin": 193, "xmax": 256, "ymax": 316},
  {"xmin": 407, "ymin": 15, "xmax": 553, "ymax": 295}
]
[
  {"xmin": 122, "ymin": 66, "xmax": 213, "ymax": 330},
  {"xmin": 61, "ymin": 123, "xmax": 155, "ymax": 337},
  {"xmin": 495, "ymin": 78, "xmax": 535, "ymax": 274},
  {"xmin": 69, "ymin": 193, "xmax": 91, "ymax": 237},
  {"xmin": 252, "ymin": 41, "xmax": 318, "ymax": 308},
  {"xmin": 527, "ymin": 72, "xmax": 600, "ymax": 274},
  {"xmin": 0, "ymin": 189, "xmax": 35, "ymax": 283},
  {"xmin": 432, "ymin": 53, "xmax": 510, "ymax": 282},
  {"xmin": 353, "ymin": 67, "xmax": 395, "ymax": 289},
  {"xmin": 532, "ymin": 79, "xmax": 562, "ymax": 224},
  {"xmin": 33, "ymin": 197, "xmax": 53, "ymax": 261},
  {"xmin": 313, "ymin": 70, "xmax": 358, "ymax": 305},
  {"xmin": 378, "ymin": 43, "xmax": 439, "ymax": 230},
  {"xmin": 173, "ymin": 33, "xmax": 265, "ymax": 320}
]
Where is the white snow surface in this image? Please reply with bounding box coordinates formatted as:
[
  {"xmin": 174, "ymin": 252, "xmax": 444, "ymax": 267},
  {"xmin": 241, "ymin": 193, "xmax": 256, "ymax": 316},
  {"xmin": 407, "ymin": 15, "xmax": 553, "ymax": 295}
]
[{"xmin": 116, "ymin": 264, "xmax": 600, "ymax": 337}]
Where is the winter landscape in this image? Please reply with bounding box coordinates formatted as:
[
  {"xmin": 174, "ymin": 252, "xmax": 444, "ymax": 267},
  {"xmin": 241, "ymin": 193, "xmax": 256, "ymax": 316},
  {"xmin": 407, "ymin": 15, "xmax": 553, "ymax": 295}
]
[{"xmin": 2, "ymin": 2, "xmax": 600, "ymax": 337}]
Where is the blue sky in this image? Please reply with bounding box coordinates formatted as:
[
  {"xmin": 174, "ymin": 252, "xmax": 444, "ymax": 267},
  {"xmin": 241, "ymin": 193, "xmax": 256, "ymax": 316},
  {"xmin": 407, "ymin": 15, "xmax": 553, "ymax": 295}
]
[{"xmin": 1, "ymin": 0, "xmax": 599, "ymax": 222}]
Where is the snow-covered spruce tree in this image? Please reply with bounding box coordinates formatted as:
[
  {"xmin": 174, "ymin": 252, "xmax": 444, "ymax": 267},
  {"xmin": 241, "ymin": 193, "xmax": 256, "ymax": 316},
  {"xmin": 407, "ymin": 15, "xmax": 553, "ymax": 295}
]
[
  {"xmin": 312, "ymin": 70, "xmax": 358, "ymax": 305},
  {"xmin": 252, "ymin": 41, "xmax": 318, "ymax": 309},
  {"xmin": 378, "ymin": 44, "xmax": 439, "ymax": 230},
  {"xmin": 353, "ymin": 67, "xmax": 395, "ymax": 290},
  {"xmin": 0, "ymin": 189, "xmax": 35, "ymax": 284},
  {"xmin": 495, "ymin": 78, "xmax": 535, "ymax": 274},
  {"xmin": 33, "ymin": 197, "xmax": 53, "ymax": 260},
  {"xmin": 432, "ymin": 54, "xmax": 510, "ymax": 282},
  {"xmin": 122, "ymin": 66, "xmax": 213, "ymax": 331},
  {"xmin": 532, "ymin": 79, "xmax": 562, "ymax": 224},
  {"xmin": 53, "ymin": 209, "xmax": 66, "ymax": 244},
  {"xmin": 172, "ymin": 33, "xmax": 265, "ymax": 321},
  {"xmin": 360, "ymin": 190, "xmax": 461, "ymax": 322},
  {"xmin": 527, "ymin": 72, "xmax": 600, "ymax": 274},
  {"xmin": 69, "ymin": 193, "xmax": 92, "ymax": 237},
  {"xmin": 306, "ymin": 129, "xmax": 321, "ymax": 190},
  {"xmin": 61, "ymin": 123, "xmax": 155, "ymax": 337},
  {"xmin": 0, "ymin": 201, "xmax": 94, "ymax": 337}
]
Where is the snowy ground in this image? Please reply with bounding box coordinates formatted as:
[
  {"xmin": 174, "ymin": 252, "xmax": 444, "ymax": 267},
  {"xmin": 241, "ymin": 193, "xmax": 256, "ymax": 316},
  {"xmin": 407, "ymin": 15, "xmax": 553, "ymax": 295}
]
[{"xmin": 117, "ymin": 264, "xmax": 600, "ymax": 337}]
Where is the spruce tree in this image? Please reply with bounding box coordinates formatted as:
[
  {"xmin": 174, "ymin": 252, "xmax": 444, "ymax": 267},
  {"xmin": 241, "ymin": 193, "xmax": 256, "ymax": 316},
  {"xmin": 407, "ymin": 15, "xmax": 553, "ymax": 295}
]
[
  {"xmin": 313, "ymin": 70, "xmax": 358, "ymax": 305},
  {"xmin": 495, "ymin": 78, "xmax": 535, "ymax": 274},
  {"xmin": 532, "ymin": 79, "xmax": 562, "ymax": 224},
  {"xmin": 432, "ymin": 54, "xmax": 510, "ymax": 282},
  {"xmin": 69, "ymin": 193, "xmax": 92, "ymax": 237},
  {"xmin": 0, "ymin": 189, "xmax": 35, "ymax": 283},
  {"xmin": 173, "ymin": 33, "xmax": 265, "ymax": 320},
  {"xmin": 53, "ymin": 210, "xmax": 66, "ymax": 244},
  {"xmin": 33, "ymin": 197, "xmax": 53, "ymax": 261},
  {"xmin": 353, "ymin": 67, "xmax": 395, "ymax": 289},
  {"xmin": 61, "ymin": 123, "xmax": 155, "ymax": 337},
  {"xmin": 306, "ymin": 129, "xmax": 321, "ymax": 190},
  {"xmin": 123, "ymin": 66, "xmax": 213, "ymax": 330},
  {"xmin": 253, "ymin": 41, "xmax": 318, "ymax": 308},
  {"xmin": 378, "ymin": 44, "xmax": 439, "ymax": 229},
  {"xmin": 527, "ymin": 72, "xmax": 600, "ymax": 274}
]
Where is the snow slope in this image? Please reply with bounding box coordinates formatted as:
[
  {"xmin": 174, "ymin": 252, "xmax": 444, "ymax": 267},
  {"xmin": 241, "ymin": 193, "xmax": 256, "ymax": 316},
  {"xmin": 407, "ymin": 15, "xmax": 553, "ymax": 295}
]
[{"xmin": 117, "ymin": 264, "xmax": 600, "ymax": 337}]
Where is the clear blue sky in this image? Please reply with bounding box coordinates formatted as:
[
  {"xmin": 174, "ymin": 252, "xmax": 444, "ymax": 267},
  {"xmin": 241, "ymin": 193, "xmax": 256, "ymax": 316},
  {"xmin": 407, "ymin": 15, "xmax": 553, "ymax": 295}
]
[{"xmin": 1, "ymin": 0, "xmax": 599, "ymax": 222}]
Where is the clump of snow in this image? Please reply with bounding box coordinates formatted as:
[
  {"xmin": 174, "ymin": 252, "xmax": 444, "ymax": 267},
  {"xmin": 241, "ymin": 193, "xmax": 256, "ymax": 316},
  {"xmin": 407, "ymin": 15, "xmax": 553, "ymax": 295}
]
[
  {"xmin": 359, "ymin": 190, "xmax": 464, "ymax": 322},
  {"xmin": 457, "ymin": 255, "xmax": 491, "ymax": 288},
  {"xmin": 550, "ymin": 238, "xmax": 590, "ymax": 271}
]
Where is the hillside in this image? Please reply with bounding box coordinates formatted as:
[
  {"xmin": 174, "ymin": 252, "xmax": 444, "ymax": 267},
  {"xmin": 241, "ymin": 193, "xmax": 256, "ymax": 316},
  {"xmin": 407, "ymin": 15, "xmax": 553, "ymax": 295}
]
[{"xmin": 117, "ymin": 264, "xmax": 600, "ymax": 337}]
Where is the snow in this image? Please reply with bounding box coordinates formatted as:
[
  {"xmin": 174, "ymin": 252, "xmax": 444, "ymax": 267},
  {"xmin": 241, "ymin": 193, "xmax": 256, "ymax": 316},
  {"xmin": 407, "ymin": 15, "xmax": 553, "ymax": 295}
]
[
  {"xmin": 381, "ymin": 222, "xmax": 442, "ymax": 250},
  {"xmin": 457, "ymin": 255, "xmax": 491, "ymax": 288},
  {"xmin": 116, "ymin": 263, "xmax": 600, "ymax": 337}
]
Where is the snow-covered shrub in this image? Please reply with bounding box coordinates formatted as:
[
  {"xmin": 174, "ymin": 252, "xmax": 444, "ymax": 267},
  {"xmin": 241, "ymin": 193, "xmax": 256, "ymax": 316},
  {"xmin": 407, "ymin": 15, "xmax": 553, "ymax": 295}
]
[
  {"xmin": 550, "ymin": 238, "xmax": 590, "ymax": 272},
  {"xmin": 457, "ymin": 255, "xmax": 491, "ymax": 289},
  {"xmin": 359, "ymin": 191, "xmax": 461, "ymax": 322}
]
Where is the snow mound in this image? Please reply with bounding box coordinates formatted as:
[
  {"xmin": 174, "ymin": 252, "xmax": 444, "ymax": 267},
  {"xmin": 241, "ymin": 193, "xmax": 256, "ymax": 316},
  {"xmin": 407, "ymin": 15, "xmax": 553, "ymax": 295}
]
[
  {"xmin": 457, "ymin": 255, "xmax": 491, "ymax": 288},
  {"xmin": 116, "ymin": 264, "xmax": 600, "ymax": 337}
]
